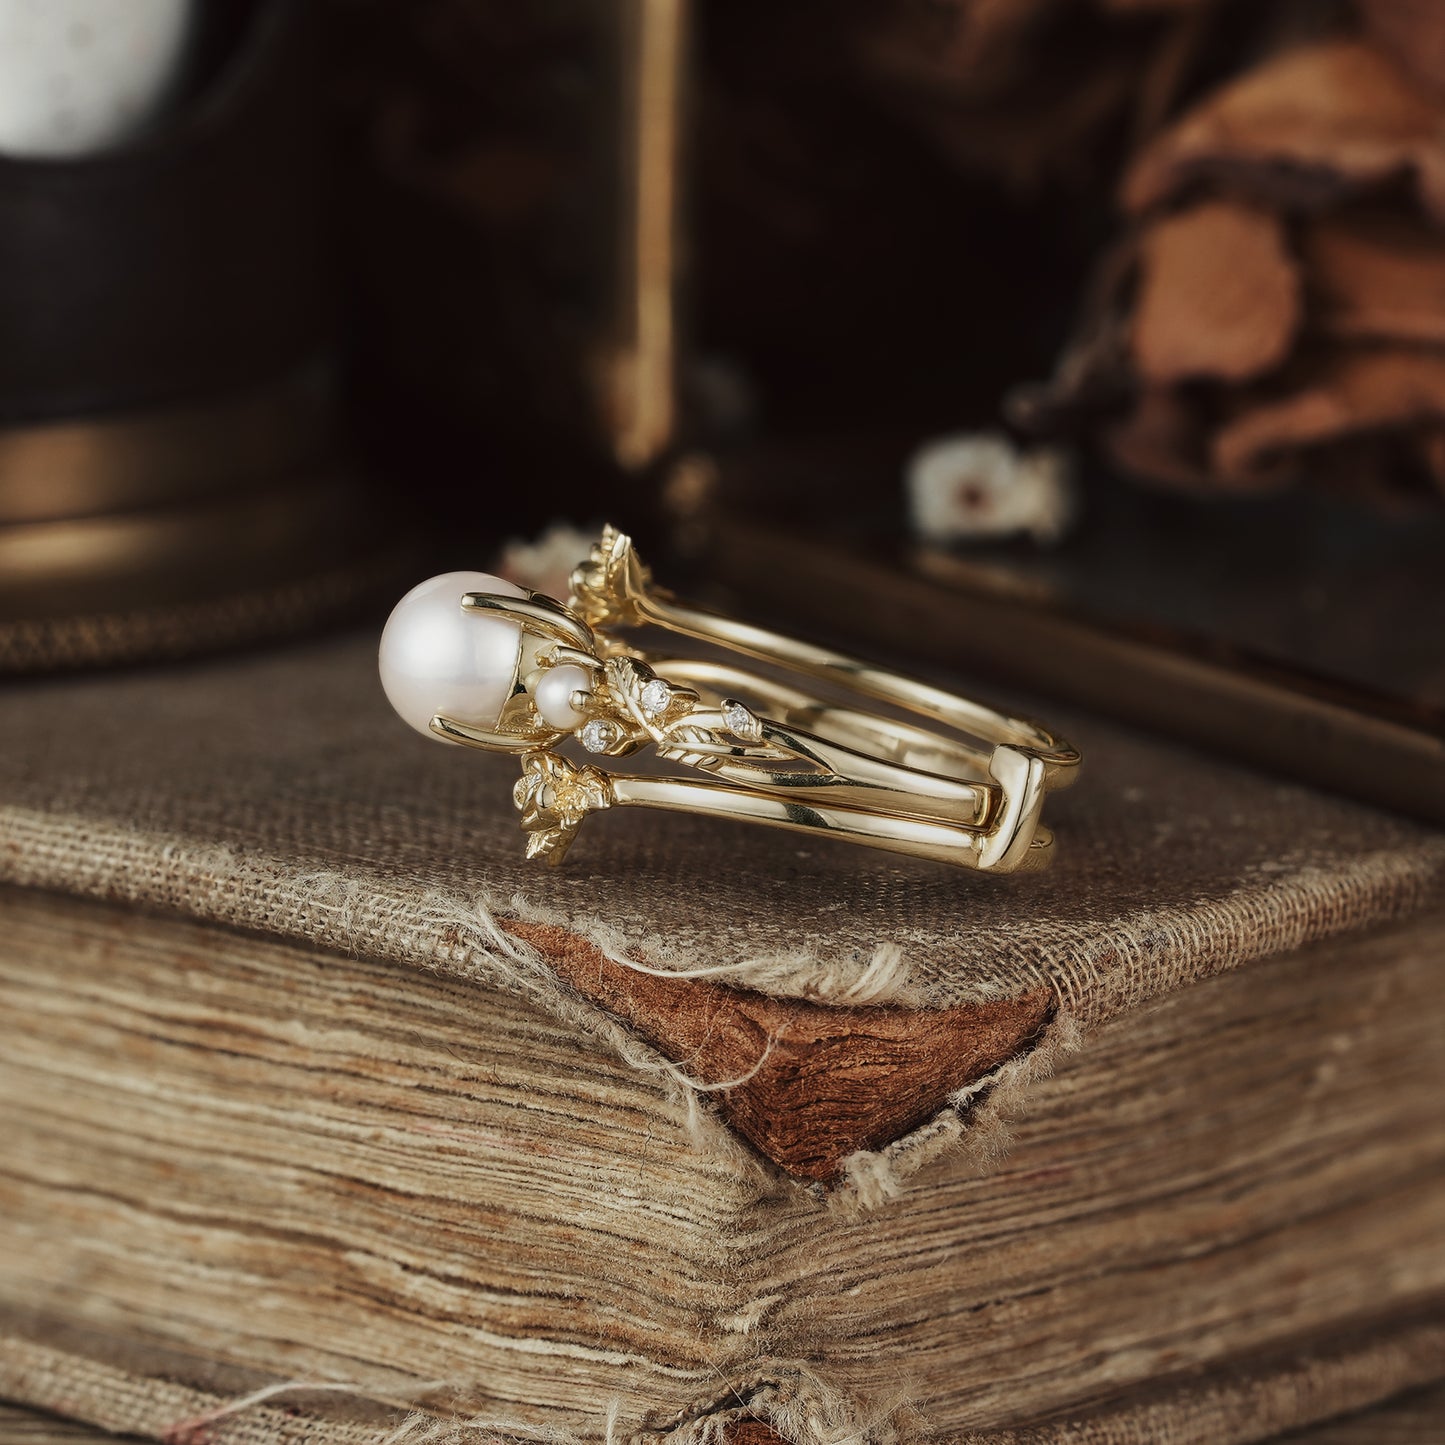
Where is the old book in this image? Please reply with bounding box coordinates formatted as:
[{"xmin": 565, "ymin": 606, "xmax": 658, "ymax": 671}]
[
  {"xmin": 9, "ymin": 1379, "xmax": 1445, "ymax": 1445},
  {"xmin": 0, "ymin": 634, "xmax": 1442, "ymax": 1445}
]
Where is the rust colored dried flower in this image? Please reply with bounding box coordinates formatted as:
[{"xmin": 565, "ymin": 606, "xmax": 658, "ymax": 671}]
[{"xmin": 1023, "ymin": 34, "xmax": 1445, "ymax": 502}]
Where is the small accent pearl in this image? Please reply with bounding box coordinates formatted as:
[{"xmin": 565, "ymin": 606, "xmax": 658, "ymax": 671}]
[
  {"xmin": 532, "ymin": 663, "xmax": 592, "ymax": 732},
  {"xmin": 378, "ymin": 571, "xmax": 527, "ymax": 741}
]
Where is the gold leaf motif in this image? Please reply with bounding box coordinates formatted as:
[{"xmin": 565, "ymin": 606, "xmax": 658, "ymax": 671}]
[
  {"xmin": 567, "ymin": 526, "xmax": 655, "ymax": 631},
  {"xmin": 601, "ymin": 655, "xmax": 662, "ymax": 720},
  {"xmin": 598, "ymin": 656, "xmax": 717, "ymax": 758}
]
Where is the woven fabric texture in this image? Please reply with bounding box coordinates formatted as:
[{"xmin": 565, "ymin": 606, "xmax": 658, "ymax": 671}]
[{"xmin": 0, "ymin": 632, "xmax": 1440, "ymax": 1020}]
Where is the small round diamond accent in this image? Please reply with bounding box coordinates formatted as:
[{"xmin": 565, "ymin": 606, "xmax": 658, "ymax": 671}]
[
  {"xmin": 723, "ymin": 700, "xmax": 760, "ymax": 741},
  {"xmin": 579, "ymin": 720, "xmax": 614, "ymax": 754},
  {"xmin": 640, "ymin": 679, "xmax": 672, "ymax": 716}
]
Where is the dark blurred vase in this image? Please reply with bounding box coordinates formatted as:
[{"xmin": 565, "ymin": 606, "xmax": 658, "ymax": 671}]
[{"xmin": 0, "ymin": 0, "xmax": 399, "ymax": 671}]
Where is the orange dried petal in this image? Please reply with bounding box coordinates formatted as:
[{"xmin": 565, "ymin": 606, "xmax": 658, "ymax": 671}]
[
  {"xmin": 1123, "ymin": 40, "xmax": 1445, "ymax": 223},
  {"xmin": 1358, "ymin": 0, "xmax": 1445, "ymax": 99},
  {"xmin": 1213, "ymin": 348, "xmax": 1445, "ymax": 482},
  {"xmin": 1305, "ymin": 210, "xmax": 1445, "ymax": 346},
  {"xmin": 1132, "ymin": 200, "xmax": 1300, "ymax": 384}
]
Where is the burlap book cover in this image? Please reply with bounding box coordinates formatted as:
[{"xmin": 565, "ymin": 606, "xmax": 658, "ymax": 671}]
[{"xmin": 0, "ymin": 633, "xmax": 1442, "ymax": 1444}]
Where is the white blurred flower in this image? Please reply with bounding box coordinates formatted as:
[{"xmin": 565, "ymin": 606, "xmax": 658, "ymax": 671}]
[
  {"xmin": 495, "ymin": 522, "xmax": 597, "ymax": 599},
  {"xmin": 907, "ymin": 433, "xmax": 1075, "ymax": 546}
]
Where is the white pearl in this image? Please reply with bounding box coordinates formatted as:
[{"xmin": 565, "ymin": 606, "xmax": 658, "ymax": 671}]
[
  {"xmin": 532, "ymin": 663, "xmax": 592, "ymax": 732},
  {"xmin": 378, "ymin": 571, "xmax": 527, "ymax": 742}
]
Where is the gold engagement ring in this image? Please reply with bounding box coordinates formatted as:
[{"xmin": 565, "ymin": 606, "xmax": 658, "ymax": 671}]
[{"xmin": 378, "ymin": 527, "xmax": 1080, "ymax": 870}]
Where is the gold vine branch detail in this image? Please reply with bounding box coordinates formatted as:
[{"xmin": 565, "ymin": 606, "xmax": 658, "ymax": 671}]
[
  {"xmin": 592, "ymin": 655, "xmax": 783, "ymax": 772},
  {"xmin": 564, "ymin": 530, "xmax": 778, "ymax": 767},
  {"xmin": 512, "ymin": 753, "xmax": 615, "ymax": 864},
  {"xmin": 511, "ymin": 654, "xmax": 817, "ymax": 861},
  {"xmin": 508, "ymin": 527, "xmax": 849, "ymax": 858}
]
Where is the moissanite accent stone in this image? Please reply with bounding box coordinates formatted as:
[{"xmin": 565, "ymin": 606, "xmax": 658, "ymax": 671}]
[
  {"xmin": 580, "ymin": 719, "xmax": 615, "ymax": 754},
  {"xmin": 723, "ymin": 700, "xmax": 760, "ymax": 741},
  {"xmin": 640, "ymin": 679, "xmax": 672, "ymax": 716}
]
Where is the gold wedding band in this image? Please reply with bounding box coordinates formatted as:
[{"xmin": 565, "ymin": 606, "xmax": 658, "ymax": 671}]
[{"xmin": 378, "ymin": 527, "xmax": 1079, "ymax": 872}]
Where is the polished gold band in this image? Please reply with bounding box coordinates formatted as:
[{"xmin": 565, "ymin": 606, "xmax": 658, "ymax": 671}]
[{"xmin": 436, "ymin": 527, "xmax": 1080, "ymax": 872}]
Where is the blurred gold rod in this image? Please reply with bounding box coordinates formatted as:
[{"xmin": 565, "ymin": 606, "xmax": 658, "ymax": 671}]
[{"xmin": 611, "ymin": 0, "xmax": 686, "ymax": 469}]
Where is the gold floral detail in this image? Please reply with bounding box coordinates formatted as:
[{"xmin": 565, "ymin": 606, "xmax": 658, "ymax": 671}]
[
  {"xmin": 567, "ymin": 525, "xmax": 656, "ymax": 632},
  {"xmin": 512, "ymin": 752, "xmax": 615, "ymax": 865}
]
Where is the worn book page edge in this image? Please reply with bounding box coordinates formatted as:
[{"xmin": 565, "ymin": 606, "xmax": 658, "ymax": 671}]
[
  {"xmin": 3, "ymin": 1311, "xmax": 1443, "ymax": 1445},
  {"xmin": 663, "ymin": 1313, "xmax": 1445, "ymax": 1445},
  {"xmin": 2, "ymin": 805, "xmax": 1441, "ymax": 1197}
]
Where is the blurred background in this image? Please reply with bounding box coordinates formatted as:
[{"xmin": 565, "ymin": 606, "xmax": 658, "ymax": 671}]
[{"xmin": 1, "ymin": 0, "xmax": 1441, "ymax": 816}]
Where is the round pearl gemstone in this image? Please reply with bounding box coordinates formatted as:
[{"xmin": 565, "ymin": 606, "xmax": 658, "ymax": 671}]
[
  {"xmin": 378, "ymin": 571, "xmax": 527, "ymax": 741},
  {"xmin": 532, "ymin": 663, "xmax": 592, "ymax": 732}
]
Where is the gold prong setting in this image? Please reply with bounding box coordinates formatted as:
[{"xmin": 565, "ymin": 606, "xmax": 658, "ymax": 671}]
[
  {"xmin": 639, "ymin": 677, "xmax": 674, "ymax": 717},
  {"xmin": 578, "ymin": 718, "xmax": 621, "ymax": 755}
]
